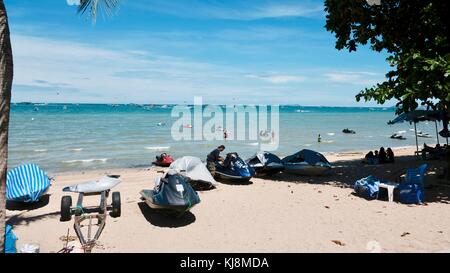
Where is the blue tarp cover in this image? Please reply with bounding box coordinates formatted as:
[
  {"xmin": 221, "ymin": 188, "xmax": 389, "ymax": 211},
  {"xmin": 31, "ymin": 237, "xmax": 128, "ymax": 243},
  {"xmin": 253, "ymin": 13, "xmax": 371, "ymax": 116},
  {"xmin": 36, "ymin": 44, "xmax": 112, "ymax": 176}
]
[{"xmin": 7, "ymin": 164, "xmax": 50, "ymax": 202}]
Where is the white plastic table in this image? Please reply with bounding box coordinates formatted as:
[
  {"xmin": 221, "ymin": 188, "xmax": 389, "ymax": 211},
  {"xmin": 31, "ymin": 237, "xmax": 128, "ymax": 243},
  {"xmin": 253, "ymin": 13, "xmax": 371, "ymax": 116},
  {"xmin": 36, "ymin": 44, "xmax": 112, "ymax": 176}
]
[{"xmin": 379, "ymin": 182, "xmax": 398, "ymax": 202}]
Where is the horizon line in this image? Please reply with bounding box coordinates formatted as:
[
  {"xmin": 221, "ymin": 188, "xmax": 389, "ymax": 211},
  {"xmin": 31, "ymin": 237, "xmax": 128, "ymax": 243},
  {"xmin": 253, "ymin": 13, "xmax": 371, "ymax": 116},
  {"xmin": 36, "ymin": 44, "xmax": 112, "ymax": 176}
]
[{"xmin": 12, "ymin": 101, "xmax": 395, "ymax": 109}]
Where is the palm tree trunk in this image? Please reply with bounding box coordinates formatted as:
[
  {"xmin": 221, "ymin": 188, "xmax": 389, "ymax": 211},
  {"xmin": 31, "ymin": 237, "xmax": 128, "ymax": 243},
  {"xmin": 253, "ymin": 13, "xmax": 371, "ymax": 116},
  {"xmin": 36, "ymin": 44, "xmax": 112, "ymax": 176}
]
[{"xmin": 0, "ymin": 0, "xmax": 13, "ymax": 253}]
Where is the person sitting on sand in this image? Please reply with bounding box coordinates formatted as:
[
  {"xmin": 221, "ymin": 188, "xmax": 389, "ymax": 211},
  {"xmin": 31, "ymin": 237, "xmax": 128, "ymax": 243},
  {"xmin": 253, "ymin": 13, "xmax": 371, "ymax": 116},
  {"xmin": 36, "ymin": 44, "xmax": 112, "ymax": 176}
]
[
  {"xmin": 206, "ymin": 145, "xmax": 225, "ymax": 176},
  {"xmin": 386, "ymin": 148, "xmax": 395, "ymax": 163},
  {"xmin": 364, "ymin": 151, "xmax": 375, "ymax": 165},
  {"xmin": 424, "ymin": 143, "xmax": 441, "ymax": 153},
  {"xmin": 378, "ymin": 147, "xmax": 387, "ymax": 164},
  {"xmin": 373, "ymin": 150, "xmax": 379, "ymax": 164}
]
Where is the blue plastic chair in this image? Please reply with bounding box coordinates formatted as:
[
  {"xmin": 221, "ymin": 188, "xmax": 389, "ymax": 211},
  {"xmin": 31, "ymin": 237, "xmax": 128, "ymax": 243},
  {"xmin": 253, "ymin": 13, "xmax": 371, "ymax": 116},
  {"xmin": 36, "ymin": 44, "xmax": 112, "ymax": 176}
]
[{"xmin": 405, "ymin": 164, "xmax": 428, "ymax": 185}]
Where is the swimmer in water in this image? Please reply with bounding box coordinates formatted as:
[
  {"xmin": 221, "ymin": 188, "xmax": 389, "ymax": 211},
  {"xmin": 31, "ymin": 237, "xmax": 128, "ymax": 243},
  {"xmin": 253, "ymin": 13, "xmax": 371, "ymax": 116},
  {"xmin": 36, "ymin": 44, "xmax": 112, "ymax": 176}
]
[{"xmin": 318, "ymin": 134, "xmax": 321, "ymax": 143}]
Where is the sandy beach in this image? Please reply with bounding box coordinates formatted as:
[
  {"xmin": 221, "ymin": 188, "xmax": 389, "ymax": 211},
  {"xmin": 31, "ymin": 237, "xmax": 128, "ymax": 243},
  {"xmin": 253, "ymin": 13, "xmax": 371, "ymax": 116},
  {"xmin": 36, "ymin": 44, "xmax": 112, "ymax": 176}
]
[{"xmin": 6, "ymin": 147, "xmax": 450, "ymax": 253}]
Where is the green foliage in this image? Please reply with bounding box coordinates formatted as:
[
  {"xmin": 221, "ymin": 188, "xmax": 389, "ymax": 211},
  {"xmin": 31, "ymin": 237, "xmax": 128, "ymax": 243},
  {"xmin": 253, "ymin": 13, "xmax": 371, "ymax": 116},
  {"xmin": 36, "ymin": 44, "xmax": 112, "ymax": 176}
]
[
  {"xmin": 78, "ymin": 0, "xmax": 119, "ymax": 22},
  {"xmin": 325, "ymin": 0, "xmax": 450, "ymax": 114}
]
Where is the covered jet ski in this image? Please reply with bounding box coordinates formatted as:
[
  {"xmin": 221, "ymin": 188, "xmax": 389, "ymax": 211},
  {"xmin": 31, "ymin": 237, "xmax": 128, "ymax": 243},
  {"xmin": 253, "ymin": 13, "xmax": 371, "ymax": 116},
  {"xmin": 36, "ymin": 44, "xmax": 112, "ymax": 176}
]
[
  {"xmin": 152, "ymin": 153, "xmax": 174, "ymax": 167},
  {"xmin": 7, "ymin": 164, "xmax": 51, "ymax": 203},
  {"xmin": 214, "ymin": 152, "xmax": 255, "ymax": 182},
  {"xmin": 169, "ymin": 156, "xmax": 218, "ymax": 190},
  {"xmin": 246, "ymin": 151, "xmax": 284, "ymax": 177},
  {"xmin": 140, "ymin": 170, "xmax": 200, "ymax": 214},
  {"xmin": 282, "ymin": 149, "xmax": 332, "ymax": 176}
]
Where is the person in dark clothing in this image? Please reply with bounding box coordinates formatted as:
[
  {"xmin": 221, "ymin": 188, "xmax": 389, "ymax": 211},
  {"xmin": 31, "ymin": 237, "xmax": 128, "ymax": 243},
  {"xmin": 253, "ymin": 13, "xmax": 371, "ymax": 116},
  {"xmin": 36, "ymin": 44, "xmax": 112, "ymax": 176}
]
[
  {"xmin": 364, "ymin": 151, "xmax": 375, "ymax": 164},
  {"xmin": 378, "ymin": 147, "xmax": 387, "ymax": 164},
  {"xmin": 223, "ymin": 153, "xmax": 236, "ymax": 168},
  {"xmin": 206, "ymin": 145, "xmax": 225, "ymax": 176},
  {"xmin": 386, "ymin": 147, "xmax": 395, "ymax": 163}
]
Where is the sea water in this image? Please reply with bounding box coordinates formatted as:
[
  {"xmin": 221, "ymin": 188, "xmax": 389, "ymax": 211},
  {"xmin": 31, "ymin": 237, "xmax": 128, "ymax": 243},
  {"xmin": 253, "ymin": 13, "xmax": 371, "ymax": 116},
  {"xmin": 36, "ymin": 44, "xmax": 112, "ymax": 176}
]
[{"xmin": 8, "ymin": 103, "xmax": 444, "ymax": 173}]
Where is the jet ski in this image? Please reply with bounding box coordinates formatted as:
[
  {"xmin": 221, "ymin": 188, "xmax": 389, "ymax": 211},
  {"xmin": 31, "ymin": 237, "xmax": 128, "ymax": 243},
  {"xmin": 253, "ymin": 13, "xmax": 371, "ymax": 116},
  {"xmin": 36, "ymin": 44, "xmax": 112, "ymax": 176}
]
[
  {"xmin": 417, "ymin": 131, "xmax": 432, "ymax": 138},
  {"xmin": 282, "ymin": 149, "xmax": 332, "ymax": 176},
  {"xmin": 140, "ymin": 170, "xmax": 200, "ymax": 215},
  {"xmin": 390, "ymin": 133, "xmax": 406, "ymax": 140},
  {"xmin": 214, "ymin": 153, "xmax": 255, "ymax": 182},
  {"xmin": 152, "ymin": 153, "xmax": 174, "ymax": 167},
  {"xmin": 169, "ymin": 156, "xmax": 218, "ymax": 190},
  {"xmin": 342, "ymin": 128, "xmax": 356, "ymax": 134},
  {"xmin": 246, "ymin": 151, "xmax": 284, "ymax": 177}
]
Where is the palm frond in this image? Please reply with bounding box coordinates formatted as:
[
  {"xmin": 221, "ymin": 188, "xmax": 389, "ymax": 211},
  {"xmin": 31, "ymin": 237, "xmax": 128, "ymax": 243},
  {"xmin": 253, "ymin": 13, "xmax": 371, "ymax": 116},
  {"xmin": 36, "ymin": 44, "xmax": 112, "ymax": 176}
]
[{"xmin": 78, "ymin": 0, "xmax": 120, "ymax": 23}]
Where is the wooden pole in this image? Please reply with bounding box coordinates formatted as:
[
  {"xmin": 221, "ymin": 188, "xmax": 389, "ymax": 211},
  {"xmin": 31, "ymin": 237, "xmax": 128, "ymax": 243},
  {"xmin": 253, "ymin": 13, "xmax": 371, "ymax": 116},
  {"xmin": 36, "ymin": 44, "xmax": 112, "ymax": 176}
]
[
  {"xmin": 435, "ymin": 120, "xmax": 440, "ymax": 145},
  {"xmin": 414, "ymin": 122, "xmax": 419, "ymax": 153}
]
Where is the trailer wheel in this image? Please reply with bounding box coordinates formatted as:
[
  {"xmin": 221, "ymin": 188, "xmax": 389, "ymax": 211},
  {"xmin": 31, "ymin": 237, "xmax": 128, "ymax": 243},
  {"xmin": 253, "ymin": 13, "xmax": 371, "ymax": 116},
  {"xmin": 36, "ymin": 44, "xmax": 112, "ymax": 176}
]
[
  {"xmin": 111, "ymin": 192, "xmax": 121, "ymax": 218},
  {"xmin": 60, "ymin": 196, "xmax": 72, "ymax": 222}
]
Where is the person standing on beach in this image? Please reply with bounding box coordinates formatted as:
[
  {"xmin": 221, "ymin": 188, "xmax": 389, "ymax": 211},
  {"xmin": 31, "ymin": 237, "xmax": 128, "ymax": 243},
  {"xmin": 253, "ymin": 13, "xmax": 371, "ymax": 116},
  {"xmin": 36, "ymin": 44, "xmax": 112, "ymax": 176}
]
[{"xmin": 206, "ymin": 145, "xmax": 225, "ymax": 176}]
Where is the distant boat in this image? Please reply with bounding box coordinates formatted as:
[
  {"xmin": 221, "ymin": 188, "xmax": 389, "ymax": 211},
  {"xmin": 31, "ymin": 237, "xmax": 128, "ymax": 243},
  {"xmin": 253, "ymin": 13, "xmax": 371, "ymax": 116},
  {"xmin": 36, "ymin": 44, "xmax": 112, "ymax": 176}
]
[
  {"xmin": 390, "ymin": 133, "xmax": 406, "ymax": 140},
  {"xmin": 342, "ymin": 128, "xmax": 356, "ymax": 134},
  {"xmin": 417, "ymin": 131, "xmax": 432, "ymax": 138}
]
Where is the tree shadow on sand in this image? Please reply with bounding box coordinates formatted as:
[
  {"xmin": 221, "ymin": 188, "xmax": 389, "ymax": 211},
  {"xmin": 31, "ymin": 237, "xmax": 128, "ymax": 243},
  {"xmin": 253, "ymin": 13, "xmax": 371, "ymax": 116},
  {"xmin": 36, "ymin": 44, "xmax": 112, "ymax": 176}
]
[
  {"xmin": 264, "ymin": 154, "xmax": 450, "ymax": 204},
  {"xmin": 6, "ymin": 211, "xmax": 60, "ymax": 226},
  {"xmin": 6, "ymin": 194, "xmax": 51, "ymax": 211},
  {"xmin": 137, "ymin": 202, "xmax": 196, "ymax": 228}
]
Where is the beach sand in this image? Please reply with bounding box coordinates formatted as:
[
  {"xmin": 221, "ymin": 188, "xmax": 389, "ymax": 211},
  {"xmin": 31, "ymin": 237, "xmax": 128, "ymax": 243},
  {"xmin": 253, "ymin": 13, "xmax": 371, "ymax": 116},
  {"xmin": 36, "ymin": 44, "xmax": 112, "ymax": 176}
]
[{"xmin": 6, "ymin": 147, "xmax": 450, "ymax": 253}]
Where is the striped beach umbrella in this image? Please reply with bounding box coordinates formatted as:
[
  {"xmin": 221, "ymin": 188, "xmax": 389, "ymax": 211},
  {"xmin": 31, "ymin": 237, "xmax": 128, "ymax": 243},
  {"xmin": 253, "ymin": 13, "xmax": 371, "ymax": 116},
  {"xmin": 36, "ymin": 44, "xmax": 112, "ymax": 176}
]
[{"xmin": 6, "ymin": 164, "xmax": 51, "ymax": 203}]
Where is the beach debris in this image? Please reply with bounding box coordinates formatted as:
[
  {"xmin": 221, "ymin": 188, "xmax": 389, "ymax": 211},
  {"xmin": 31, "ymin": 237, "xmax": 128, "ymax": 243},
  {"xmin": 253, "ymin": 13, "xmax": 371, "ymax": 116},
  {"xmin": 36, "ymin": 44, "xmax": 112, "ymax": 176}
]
[
  {"xmin": 318, "ymin": 190, "xmax": 322, "ymax": 193},
  {"xmin": 331, "ymin": 240, "xmax": 346, "ymax": 246},
  {"xmin": 324, "ymin": 205, "xmax": 330, "ymax": 209},
  {"xmin": 291, "ymin": 191, "xmax": 294, "ymax": 194},
  {"xmin": 401, "ymin": 232, "xmax": 410, "ymax": 237},
  {"xmin": 19, "ymin": 244, "xmax": 40, "ymax": 253},
  {"xmin": 59, "ymin": 235, "xmax": 77, "ymax": 242}
]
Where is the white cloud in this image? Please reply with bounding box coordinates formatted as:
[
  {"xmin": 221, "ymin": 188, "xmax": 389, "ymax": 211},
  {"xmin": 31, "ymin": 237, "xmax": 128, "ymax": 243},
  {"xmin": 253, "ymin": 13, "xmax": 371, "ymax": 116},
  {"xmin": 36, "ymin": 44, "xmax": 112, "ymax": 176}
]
[
  {"xmin": 324, "ymin": 71, "xmax": 382, "ymax": 85},
  {"xmin": 128, "ymin": 1, "xmax": 324, "ymax": 20},
  {"xmin": 11, "ymin": 34, "xmax": 310, "ymax": 104},
  {"xmin": 246, "ymin": 74, "xmax": 306, "ymax": 84}
]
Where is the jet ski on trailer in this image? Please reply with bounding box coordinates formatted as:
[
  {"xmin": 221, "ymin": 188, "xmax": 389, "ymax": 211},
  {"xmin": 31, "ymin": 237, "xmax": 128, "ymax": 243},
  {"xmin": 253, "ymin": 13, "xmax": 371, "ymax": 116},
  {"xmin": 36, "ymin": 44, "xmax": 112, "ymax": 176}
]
[
  {"xmin": 282, "ymin": 149, "xmax": 332, "ymax": 176},
  {"xmin": 140, "ymin": 170, "xmax": 200, "ymax": 215},
  {"xmin": 246, "ymin": 151, "xmax": 284, "ymax": 177},
  {"xmin": 214, "ymin": 152, "xmax": 255, "ymax": 182}
]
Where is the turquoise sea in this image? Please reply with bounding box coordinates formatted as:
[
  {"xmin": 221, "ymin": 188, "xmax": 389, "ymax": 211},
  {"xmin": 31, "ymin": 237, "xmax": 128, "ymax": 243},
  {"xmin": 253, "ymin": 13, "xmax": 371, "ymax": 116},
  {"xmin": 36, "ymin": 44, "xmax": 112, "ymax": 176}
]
[{"xmin": 8, "ymin": 103, "xmax": 444, "ymax": 173}]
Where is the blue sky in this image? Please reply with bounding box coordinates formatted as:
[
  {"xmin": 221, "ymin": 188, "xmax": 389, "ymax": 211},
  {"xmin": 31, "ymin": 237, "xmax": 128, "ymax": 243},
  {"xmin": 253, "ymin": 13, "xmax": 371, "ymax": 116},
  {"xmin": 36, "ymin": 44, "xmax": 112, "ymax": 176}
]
[{"xmin": 5, "ymin": 0, "xmax": 391, "ymax": 106}]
